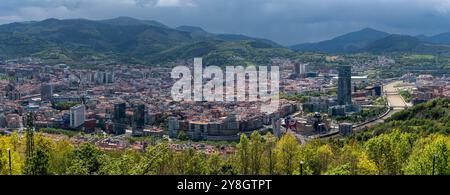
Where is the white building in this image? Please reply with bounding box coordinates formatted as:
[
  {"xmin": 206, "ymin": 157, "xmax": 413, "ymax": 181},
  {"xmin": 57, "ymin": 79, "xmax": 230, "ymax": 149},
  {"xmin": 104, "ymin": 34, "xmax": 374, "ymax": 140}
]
[{"xmin": 70, "ymin": 104, "xmax": 85, "ymax": 128}]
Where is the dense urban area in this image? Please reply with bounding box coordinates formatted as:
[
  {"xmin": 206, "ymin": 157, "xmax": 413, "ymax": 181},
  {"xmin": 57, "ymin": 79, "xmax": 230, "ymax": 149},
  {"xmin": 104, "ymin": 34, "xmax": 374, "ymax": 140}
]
[{"xmin": 0, "ymin": 54, "xmax": 449, "ymax": 175}]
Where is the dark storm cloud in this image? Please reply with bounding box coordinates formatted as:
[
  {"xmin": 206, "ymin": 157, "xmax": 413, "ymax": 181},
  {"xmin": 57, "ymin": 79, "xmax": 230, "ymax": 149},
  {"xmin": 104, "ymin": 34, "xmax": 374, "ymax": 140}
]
[{"xmin": 1, "ymin": 0, "xmax": 450, "ymax": 45}]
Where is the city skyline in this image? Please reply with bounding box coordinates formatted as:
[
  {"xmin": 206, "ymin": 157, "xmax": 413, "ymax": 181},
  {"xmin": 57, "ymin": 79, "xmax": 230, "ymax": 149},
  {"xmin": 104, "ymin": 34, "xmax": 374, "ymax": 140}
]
[{"xmin": 0, "ymin": 0, "xmax": 449, "ymax": 178}]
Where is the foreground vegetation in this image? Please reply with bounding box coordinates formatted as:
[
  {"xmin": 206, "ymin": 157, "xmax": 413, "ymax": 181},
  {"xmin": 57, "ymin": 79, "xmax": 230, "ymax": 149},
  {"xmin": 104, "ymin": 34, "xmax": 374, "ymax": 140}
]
[{"xmin": 0, "ymin": 99, "xmax": 449, "ymax": 175}]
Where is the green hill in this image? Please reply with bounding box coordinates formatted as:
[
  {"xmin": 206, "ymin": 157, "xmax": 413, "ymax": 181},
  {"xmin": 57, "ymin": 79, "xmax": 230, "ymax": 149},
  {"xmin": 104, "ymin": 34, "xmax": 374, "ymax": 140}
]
[
  {"xmin": 418, "ymin": 32, "xmax": 450, "ymax": 45},
  {"xmin": 358, "ymin": 98, "xmax": 450, "ymax": 140},
  {"xmin": 365, "ymin": 35, "xmax": 422, "ymax": 53},
  {"xmin": 291, "ymin": 28, "xmax": 450, "ymax": 55},
  {"xmin": 0, "ymin": 17, "xmax": 295, "ymax": 66},
  {"xmin": 100, "ymin": 16, "xmax": 169, "ymax": 28},
  {"xmin": 290, "ymin": 28, "xmax": 390, "ymax": 53},
  {"xmin": 364, "ymin": 35, "xmax": 450, "ymax": 54}
]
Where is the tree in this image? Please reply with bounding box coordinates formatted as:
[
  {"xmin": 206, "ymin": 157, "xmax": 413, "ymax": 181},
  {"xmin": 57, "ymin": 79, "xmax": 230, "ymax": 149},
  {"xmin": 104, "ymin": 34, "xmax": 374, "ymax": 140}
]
[
  {"xmin": 99, "ymin": 150, "xmax": 142, "ymax": 175},
  {"xmin": 49, "ymin": 139, "xmax": 74, "ymax": 175},
  {"xmin": 206, "ymin": 152, "xmax": 223, "ymax": 175},
  {"xmin": 0, "ymin": 136, "xmax": 24, "ymax": 175},
  {"xmin": 24, "ymin": 134, "xmax": 52, "ymax": 175},
  {"xmin": 9, "ymin": 132, "xmax": 19, "ymax": 151},
  {"xmin": 140, "ymin": 143, "xmax": 172, "ymax": 175},
  {"xmin": 67, "ymin": 142, "xmax": 103, "ymax": 175},
  {"xmin": 220, "ymin": 156, "xmax": 239, "ymax": 175},
  {"xmin": 404, "ymin": 135, "xmax": 449, "ymax": 175},
  {"xmin": 325, "ymin": 164, "xmax": 351, "ymax": 175},
  {"xmin": 169, "ymin": 148, "xmax": 206, "ymax": 175},
  {"xmin": 66, "ymin": 159, "xmax": 89, "ymax": 175},
  {"xmin": 249, "ymin": 131, "xmax": 264, "ymax": 175},
  {"xmin": 263, "ymin": 133, "xmax": 277, "ymax": 175},
  {"xmin": 236, "ymin": 134, "xmax": 250, "ymax": 175},
  {"xmin": 301, "ymin": 140, "xmax": 333, "ymax": 175},
  {"xmin": 182, "ymin": 149, "xmax": 207, "ymax": 175},
  {"xmin": 365, "ymin": 130, "xmax": 415, "ymax": 175},
  {"xmin": 317, "ymin": 144, "xmax": 334, "ymax": 173},
  {"xmin": 338, "ymin": 140, "xmax": 377, "ymax": 175},
  {"xmin": 275, "ymin": 134, "xmax": 300, "ymax": 175}
]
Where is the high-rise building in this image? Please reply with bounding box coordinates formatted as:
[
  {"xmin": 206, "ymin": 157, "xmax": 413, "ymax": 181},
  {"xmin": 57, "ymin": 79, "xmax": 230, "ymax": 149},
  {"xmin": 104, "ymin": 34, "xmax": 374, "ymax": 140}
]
[
  {"xmin": 168, "ymin": 117, "xmax": 180, "ymax": 138},
  {"xmin": 294, "ymin": 63, "xmax": 301, "ymax": 75},
  {"xmin": 338, "ymin": 65, "xmax": 352, "ymax": 105},
  {"xmin": 113, "ymin": 102, "xmax": 126, "ymax": 135},
  {"xmin": 106, "ymin": 72, "xmax": 114, "ymax": 83},
  {"xmin": 41, "ymin": 84, "xmax": 53, "ymax": 101},
  {"xmin": 294, "ymin": 63, "xmax": 308, "ymax": 78},
  {"xmin": 114, "ymin": 103, "xmax": 126, "ymax": 122},
  {"xmin": 96, "ymin": 71, "xmax": 114, "ymax": 84},
  {"xmin": 132, "ymin": 104, "xmax": 146, "ymax": 136},
  {"xmin": 70, "ymin": 104, "xmax": 85, "ymax": 128}
]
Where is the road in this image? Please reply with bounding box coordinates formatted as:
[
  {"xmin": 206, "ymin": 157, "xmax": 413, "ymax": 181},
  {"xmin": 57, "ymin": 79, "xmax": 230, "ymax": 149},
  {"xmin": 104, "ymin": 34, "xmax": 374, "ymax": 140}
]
[{"xmin": 353, "ymin": 80, "xmax": 409, "ymax": 132}]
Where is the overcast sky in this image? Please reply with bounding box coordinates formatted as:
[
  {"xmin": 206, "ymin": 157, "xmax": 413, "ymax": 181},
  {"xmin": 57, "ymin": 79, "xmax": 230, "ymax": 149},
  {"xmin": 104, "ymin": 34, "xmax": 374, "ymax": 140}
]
[{"xmin": 1, "ymin": 0, "xmax": 450, "ymax": 45}]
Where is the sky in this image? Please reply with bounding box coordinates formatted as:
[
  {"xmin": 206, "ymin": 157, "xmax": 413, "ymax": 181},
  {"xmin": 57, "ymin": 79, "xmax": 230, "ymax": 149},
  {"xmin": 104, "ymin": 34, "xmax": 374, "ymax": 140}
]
[{"xmin": 1, "ymin": 0, "xmax": 450, "ymax": 45}]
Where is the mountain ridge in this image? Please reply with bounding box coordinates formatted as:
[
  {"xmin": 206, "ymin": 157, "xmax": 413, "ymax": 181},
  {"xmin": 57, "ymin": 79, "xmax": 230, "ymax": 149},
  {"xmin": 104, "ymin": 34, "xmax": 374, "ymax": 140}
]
[
  {"xmin": 290, "ymin": 28, "xmax": 450, "ymax": 54},
  {"xmin": 290, "ymin": 28, "xmax": 390, "ymax": 53},
  {"xmin": 0, "ymin": 17, "xmax": 292, "ymax": 66},
  {"xmin": 418, "ymin": 32, "xmax": 450, "ymax": 45},
  {"xmin": 100, "ymin": 16, "xmax": 169, "ymax": 28},
  {"xmin": 2, "ymin": 17, "xmax": 450, "ymax": 65}
]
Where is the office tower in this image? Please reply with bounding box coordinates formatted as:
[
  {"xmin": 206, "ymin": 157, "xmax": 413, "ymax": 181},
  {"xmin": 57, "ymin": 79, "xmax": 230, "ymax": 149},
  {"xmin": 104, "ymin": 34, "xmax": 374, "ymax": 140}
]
[
  {"xmin": 96, "ymin": 71, "xmax": 114, "ymax": 84},
  {"xmin": 41, "ymin": 84, "xmax": 53, "ymax": 101},
  {"xmin": 114, "ymin": 103, "xmax": 126, "ymax": 122},
  {"xmin": 70, "ymin": 104, "xmax": 85, "ymax": 128},
  {"xmin": 96, "ymin": 71, "xmax": 106, "ymax": 84},
  {"xmin": 294, "ymin": 63, "xmax": 301, "ymax": 75},
  {"xmin": 113, "ymin": 102, "xmax": 126, "ymax": 135},
  {"xmin": 132, "ymin": 104, "xmax": 146, "ymax": 136},
  {"xmin": 106, "ymin": 72, "xmax": 114, "ymax": 83},
  {"xmin": 337, "ymin": 65, "xmax": 352, "ymax": 106},
  {"xmin": 168, "ymin": 117, "xmax": 180, "ymax": 138},
  {"xmin": 300, "ymin": 63, "xmax": 307, "ymax": 78},
  {"xmin": 294, "ymin": 63, "xmax": 308, "ymax": 78}
]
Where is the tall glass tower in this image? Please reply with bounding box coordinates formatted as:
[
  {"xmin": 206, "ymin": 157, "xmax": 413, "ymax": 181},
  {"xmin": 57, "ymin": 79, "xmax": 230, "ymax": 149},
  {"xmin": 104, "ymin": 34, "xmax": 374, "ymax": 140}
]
[
  {"xmin": 132, "ymin": 103, "xmax": 146, "ymax": 136},
  {"xmin": 338, "ymin": 65, "xmax": 352, "ymax": 106}
]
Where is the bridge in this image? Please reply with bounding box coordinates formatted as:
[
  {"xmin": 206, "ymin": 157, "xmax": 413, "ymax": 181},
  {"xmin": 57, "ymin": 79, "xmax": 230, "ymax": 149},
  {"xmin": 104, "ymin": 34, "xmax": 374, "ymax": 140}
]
[{"xmin": 384, "ymin": 81, "xmax": 409, "ymax": 109}]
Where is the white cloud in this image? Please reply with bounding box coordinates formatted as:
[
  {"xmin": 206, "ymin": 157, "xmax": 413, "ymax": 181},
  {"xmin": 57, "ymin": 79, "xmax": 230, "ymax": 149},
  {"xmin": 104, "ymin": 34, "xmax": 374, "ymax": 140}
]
[
  {"xmin": 435, "ymin": 0, "xmax": 450, "ymax": 15},
  {"xmin": 133, "ymin": 0, "xmax": 195, "ymax": 7},
  {"xmin": 156, "ymin": 0, "xmax": 181, "ymax": 7},
  {"xmin": 0, "ymin": 15, "xmax": 23, "ymax": 24}
]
